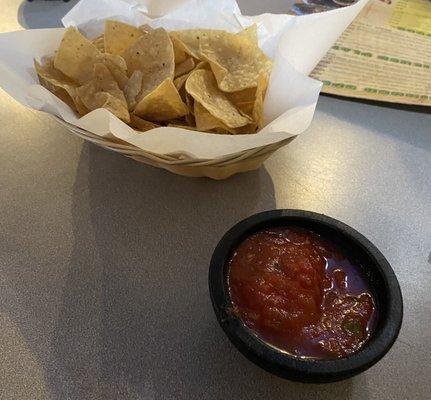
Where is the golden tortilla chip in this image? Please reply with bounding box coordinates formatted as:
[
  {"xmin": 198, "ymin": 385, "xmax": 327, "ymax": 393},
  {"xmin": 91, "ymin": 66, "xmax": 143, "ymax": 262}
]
[
  {"xmin": 105, "ymin": 66, "xmax": 129, "ymax": 90},
  {"xmin": 185, "ymin": 112, "xmax": 195, "ymax": 127},
  {"xmin": 186, "ymin": 93, "xmax": 194, "ymax": 114},
  {"xmin": 74, "ymin": 95, "xmax": 90, "ymax": 116},
  {"xmin": 169, "ymin": 32, "xmax": 200, "ymax": 60},
  {"xmin": 236, "ymin": 125, "xmax": 259, "ymax": 134},
  {"xmin": 225, "ymin": 73, "xmax": 267, "ymax": 133},
  {"xmin": 130, "ymin": 115, "xmax": 159, "ymax": 132},
  {"xmin": 173, "ymin": 60, "xmax": 209, "ymax": 92},
  {"xmin": 123, "ymin": 28, "xmax": 175, "ymax": 96},
  {"xmin": 185, "ymin": 69, "xmax": 251, "ymax": 128},
  {"xmin": 237, "ymin": 24, "xmax": 258, "ymax": 42},
  {"xmin": 124, "ymin": 70, "xmax": 143, "ymax": 110},
  {"xmin": 252, "ymin": 74, "xmax": 269, "ymax": 130},
  {"xmin": 174, "ymin": 58, "xmax": 195, "ymax": 78},
  {"xmin": 194, "ymin": 101, "xmax": 229, "ymax": 132},
  {"xmin": 179, "ymin": 84, "xmax": 187, "ymax": 103},
  {"xmin": 167, "ymin": 117, "xmax": 187, "ymax": 124},
  {"xmin": 92, "ymin": 35, "xmax": 105, "ymax": 52},
  {"xmin": 54, "ymin": 27, "xmax": 102, "ymax": 84},
  {"xmin": 227, "ymin": 87, "xmax": 257, "ymax": 116},
  {"xmin": 77, "ymin": 63, "xmax": 129, "ymax": 122},
  {"xmin": 172, "ymin": 38, "xmax": 188, "ymax": 64},
  {"xmin": 35, "ymin": 58, "xmax": 76, "ymax": 97},
  {"xmin": 169, "ymin": 29, "xmax": 224, "ymax": 60},
  {"xmin": 38, "ymin": 75, "xmax": 76, "ymax": 111},
  {"xmin": 104, "ymin": 20, "xmax": 143, "ymax": 55},
  {"xmin": 194, "ymin": 101, "xmax": 257, "ymax": 134},
  {"xmin": 227, "ymin": 87, "xmax": 256, "ymax": 106},
  {"xmin": 103, "ymin": 53, "xmax": 129, "ymax": 89},
  {"xmin": 34, "ymin": 58, "xmax": 90, "ymax": 115},
  {"xmin": 100, "ymin": 94, "xmax": 131, "ymax": 123},
  {"xmin": 199, "ymin": 26, "xmax": 272, "ymax": 92},
  {"xmin": 175, "ymin": 79, "xmax": 188, "ymax": 109},
  {"xmin": 195, "ymin": 61, "xmax": 211, "ymax": 71},
  {"xmin": 174, "ymin": 74, "xmax": 189, "ymax": 91},
  {"xmin": 236, "ymin": 101, "xmax": 255, "ymax": 117},
  {"xmin": 139, "ymin": 24, "xmax": 153, "ymax": 34},
  {"xmin": 104, "ymin": 53, "xmax": 127, "ymax": 71},
  {"xmin": 133, "ymin": 78, "xmax": 188, "ymax": 122}
]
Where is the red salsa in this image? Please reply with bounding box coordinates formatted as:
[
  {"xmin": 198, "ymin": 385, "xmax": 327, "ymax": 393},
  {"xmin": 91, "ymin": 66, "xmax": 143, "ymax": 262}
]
[{"xmin": 227, "ymin": 226, "xmax": 377, "ymax": 359}]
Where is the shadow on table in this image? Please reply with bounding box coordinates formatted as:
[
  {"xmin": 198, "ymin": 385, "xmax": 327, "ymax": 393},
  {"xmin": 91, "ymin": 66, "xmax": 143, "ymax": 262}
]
[
  {"xmin": 48, "ymin": 143, "xmax": 362, "ymax": 399},
  {"xmin": 17, "ymin": 0, "xmax": 79, "ymax": 29},
  {"xmin": 319, "ymin": 96, "xmax": 431, "ymax": 152}
]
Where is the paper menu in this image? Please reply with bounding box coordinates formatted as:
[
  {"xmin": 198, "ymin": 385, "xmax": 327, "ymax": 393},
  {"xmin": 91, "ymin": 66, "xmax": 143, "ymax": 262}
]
[{"xmin": 310, "ymin": 0, "xmax": 431, "ymax": 106}]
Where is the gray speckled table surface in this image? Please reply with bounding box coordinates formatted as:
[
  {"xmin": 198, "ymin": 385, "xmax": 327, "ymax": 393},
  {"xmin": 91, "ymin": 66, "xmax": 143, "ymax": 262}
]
[{"xmin": 0, "ymin": 1, "xmax": 430, "ymax": 399}]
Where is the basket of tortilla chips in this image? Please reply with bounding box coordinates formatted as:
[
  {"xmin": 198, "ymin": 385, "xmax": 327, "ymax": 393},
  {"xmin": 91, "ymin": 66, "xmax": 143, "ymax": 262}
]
[{"xmin": 0, "ymin": 0, "xmax": 367, "ymax": 179}]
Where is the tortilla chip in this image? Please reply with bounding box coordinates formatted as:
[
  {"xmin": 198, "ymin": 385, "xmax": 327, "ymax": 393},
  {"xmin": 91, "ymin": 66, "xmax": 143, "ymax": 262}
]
[
  {"xmin": 100, "ymin": 94, "xmax": 131, "ymax": 123},
  {"xmin": 92, "ymin": 35, "xmax": 105, "ymax": 52},
  {"xmin": 194, "ymin": 101, "xmax": 229, "ymax": 132},
  {"xmin": 174, "ymin": 58, "xmax": 195, "ymax": 78},
  {"xmin": 130, "ymin": 115, "xmax": 159, "ymax": 132},
  {"xmin": 169, "ymin": 29, "xmax": 224, "ymax": 60},
  {"xmin": 54, "ymin": 27, "xmax": 102, "ymax": 84},
  {"xmin": 34, "ymin": 58, "xmax": 90, "ymax": 115},
  {"xmin": 133, "ymin": 78, "xmax": 188, "ymax": 122},
  {"xmin": 170, "ymin": 32, "xmax": 200, "ymax": 60},
  {"xmin": 104, "ymin": 20, "xmax": 143, "ymax": 55},
  {"xmin": 185, "ymin": 69, "xmax": 251, "ymax": 129},
  {"xmin": 124, "ymin": 70, "xmax": 143, "ymax": 110},
  {"xmin": 104, "ymin": 53, "xmax": 127, "ymax": 71},
  {"xmin": 186, "ymin": 93, "xmax": 194, "ymax": 114},
  {"xmin": 195, "ymin": 61, "xmax": 211, "ymax": 71},
  {"xmin": 35, "ymin": 58, "xmax": 76, "ymax": 96},
  {"xmin": 185, "ymin": 112, "xmax": 196, "ymax": 127},
  {"xmin": 226, "ymin": 74, "xmax": 266, "ymax": 133},
  {"xmin": 173, "ymin": 60, "xmax": 209, "ymax": 92},
  {"xmin": 253, "ymin": 74, "xmax": 269, "ymax": 130},
  {"xmin": 174, "ymin": 74, "xmax": 189, "ymax": 91},
  {"xmin": 123, "ymin": 28, "xmax": 175, "ymax": 96},
  {"xmin": 179, "ymin": 85, "xmax": 187, "ymax": 103},
  {"xmin": 237, "ymin": 24, "xmax": 259, "ymax": 42},
  {"xmin": 139, "ymin": 24, "xmax": 153, "ymax": 34},
  {"xmin": 77, "ymin": 63, "xmax": 129, "ymax": 122},
  {"xmin": 172, "ymin": 38, "xmax": 188, "ymax": 64},
  {"xmin": 105, "ymin": 66, "xmax": 129, "ymax": 90},
  {"xmin": 235, "ymin": 124, "xmax": 259, "ymax": 134},
  {"xmin": 199, "ymin": 26, "xmax": 272, "ymax": 92},
  {"xmin": 227, "ymin": 87, "xmax": 256, "ymax": 106},
  {"xmin": 227, "ymin": 87, "xmax": 257, "ymax": 116},
  {"xmin": 237, "ymin": 102, "xmax": 255, "ymax": 117},
  {"xmin": 38, "ymin": 75, "xmax": 76, "ymax": 111},
  {"xmin": 74, "ymin": 95, "xmax": 90, "ymax": 116},
  {"xmin": 103, "ymin": 53, "xmax": 129, "ymax": 89},
  {"xmin": 194, "ymin": 101, "xmax": 258, "ymax": 134}
]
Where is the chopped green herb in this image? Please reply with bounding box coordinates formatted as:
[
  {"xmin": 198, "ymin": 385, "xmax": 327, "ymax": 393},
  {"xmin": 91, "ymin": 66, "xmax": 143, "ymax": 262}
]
[{"xmin": 343, "ymin": 320, "xmax": 362, "ymax": 336}]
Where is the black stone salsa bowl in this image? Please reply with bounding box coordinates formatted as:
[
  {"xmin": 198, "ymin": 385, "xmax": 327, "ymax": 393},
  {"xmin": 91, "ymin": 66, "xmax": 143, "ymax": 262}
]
[{"xmin": 208, "ymin": 210, "xmax": 403, "ymax": 383}]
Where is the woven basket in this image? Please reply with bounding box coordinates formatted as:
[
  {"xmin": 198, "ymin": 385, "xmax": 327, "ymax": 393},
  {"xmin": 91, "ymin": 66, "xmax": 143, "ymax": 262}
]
[{"xmin": 53, "ymin": 116, "xmax": 294, "ymax": 179}]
